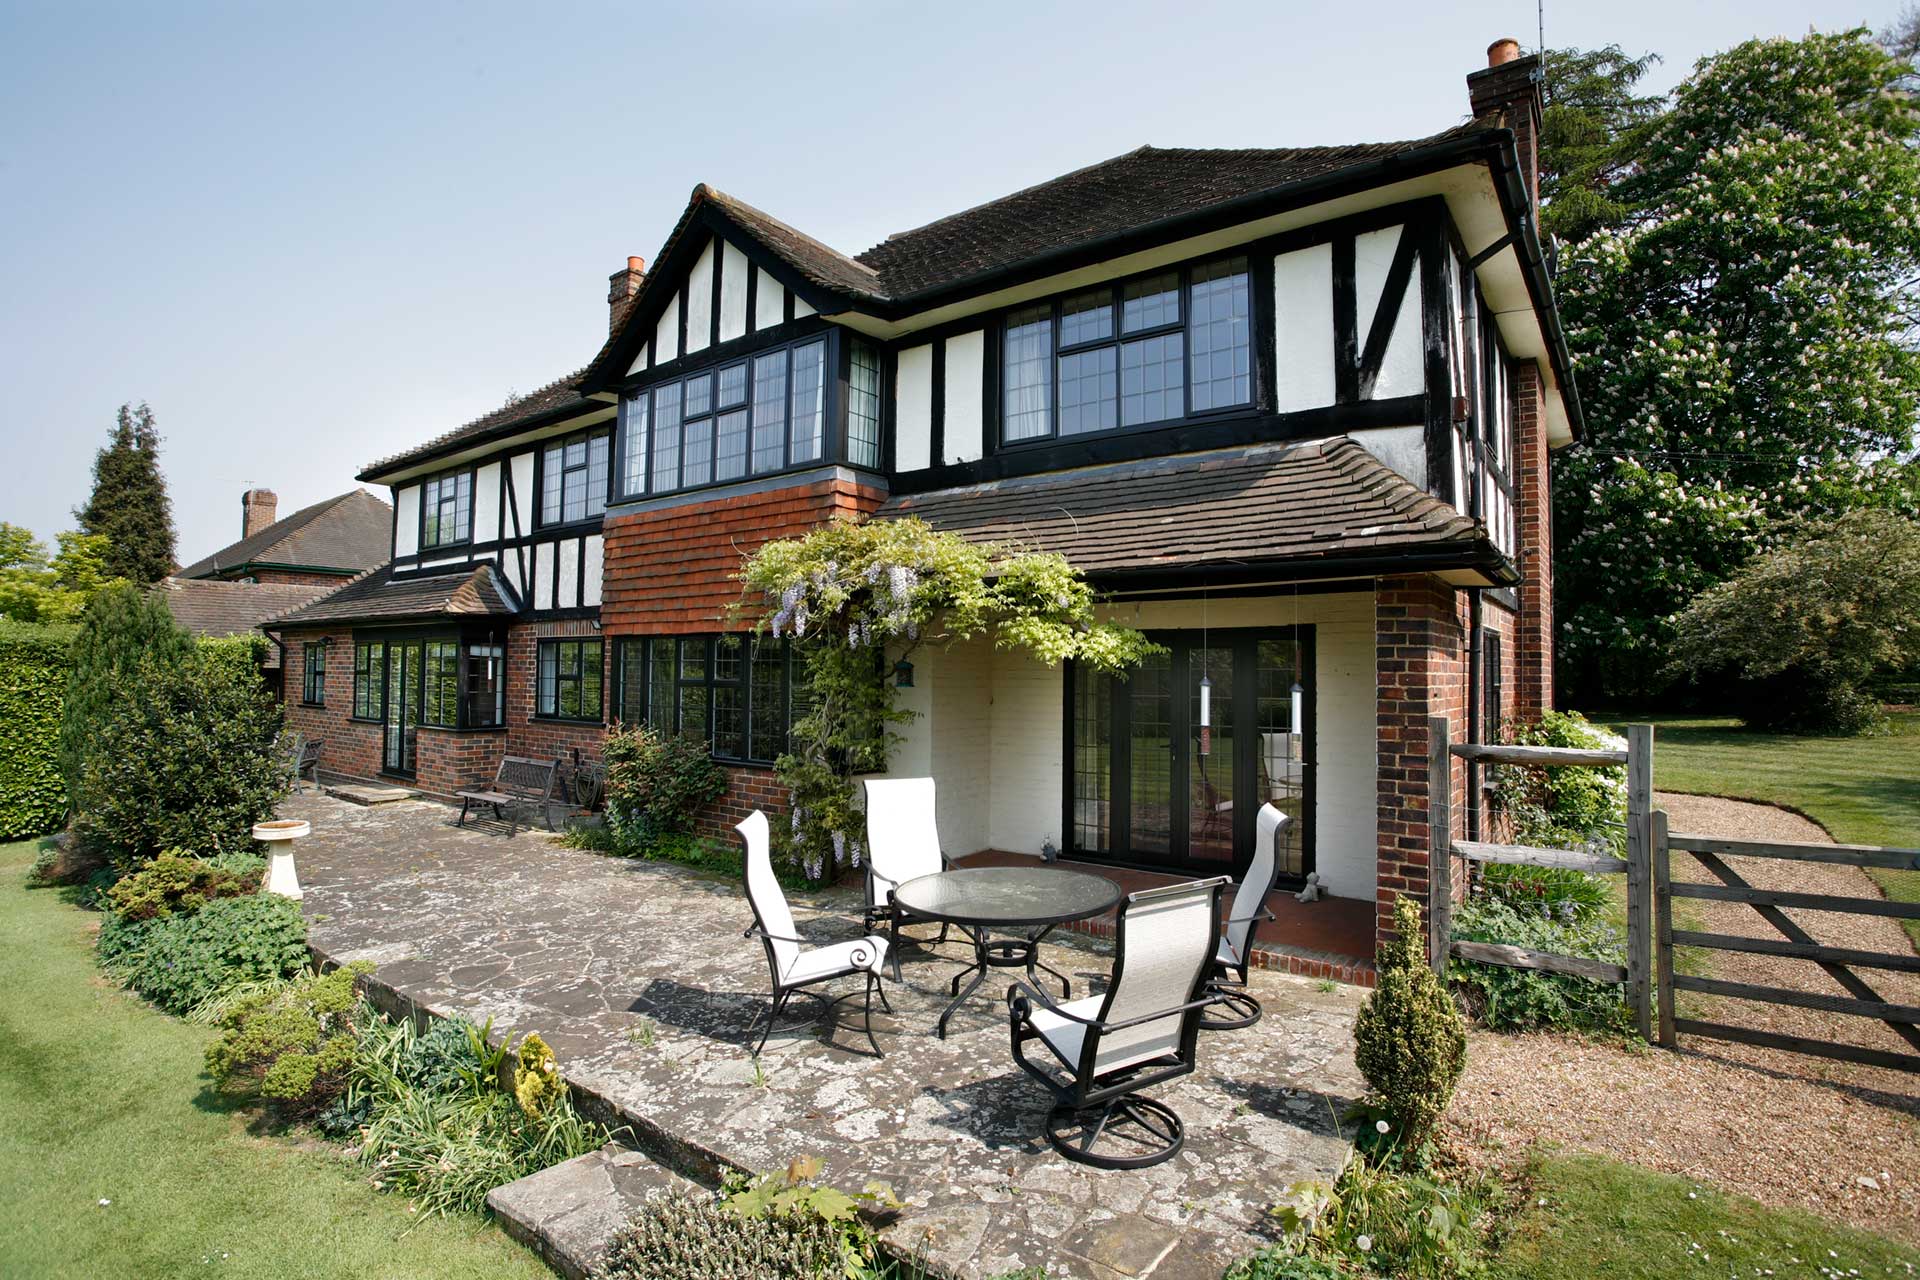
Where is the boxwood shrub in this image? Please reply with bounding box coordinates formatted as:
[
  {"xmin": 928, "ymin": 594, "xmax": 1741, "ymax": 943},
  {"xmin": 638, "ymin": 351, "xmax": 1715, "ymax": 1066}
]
[{"xmin": 0, "ymin": 620, "xmax": 76, "ymax": 839}]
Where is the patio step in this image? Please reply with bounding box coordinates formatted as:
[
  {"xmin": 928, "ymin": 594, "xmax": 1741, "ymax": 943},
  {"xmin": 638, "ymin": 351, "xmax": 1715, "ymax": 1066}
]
[
  {"xmin": 324, "ymin": 783, "xmax": 417, "ymax": 806},
  {"xmin": 486, "ymin": 1141, "xmax": 700, "ymax": 1280}
]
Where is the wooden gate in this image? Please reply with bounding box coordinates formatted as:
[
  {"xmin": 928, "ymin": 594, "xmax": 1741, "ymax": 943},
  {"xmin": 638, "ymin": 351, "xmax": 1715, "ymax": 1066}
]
[
  {"xmin": 1655, "ymin": 825, "xmax": 1920, "ymax": 1073},
  {"xmin": 1424, "ymin": 712, "xmax": 1920, "ymax": 1072}
]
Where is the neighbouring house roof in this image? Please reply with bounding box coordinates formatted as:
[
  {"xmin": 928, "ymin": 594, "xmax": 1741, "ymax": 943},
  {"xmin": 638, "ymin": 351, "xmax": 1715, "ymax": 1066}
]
[
  {"xmin": 358, "ymin": 370, "xmax": 596, "ymax": 482},
  {"xmin": 155, "ymin": 578, "xmax": 338, "ymax": 667},
  {"xmin": 263, "ymin": 563, "xmax": 515, "ymax": 629},
  {"xmin": 176, "ymin": 489, "xmax": 392, "ymax": 580},
  {"xmin": 876, "ymin": 437, "xmax": 1514, "ymax": 586}
]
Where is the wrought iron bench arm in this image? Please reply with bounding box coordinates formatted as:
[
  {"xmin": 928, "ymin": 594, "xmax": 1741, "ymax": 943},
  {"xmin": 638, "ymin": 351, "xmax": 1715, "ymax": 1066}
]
[{"xmin": 1006, "ymin": 978, "xmax": 1222, "ymax": 1034}]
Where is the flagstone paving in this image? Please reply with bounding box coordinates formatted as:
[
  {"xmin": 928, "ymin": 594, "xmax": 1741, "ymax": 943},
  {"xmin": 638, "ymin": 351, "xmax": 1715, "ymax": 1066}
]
[{"xmin": 281, "ymin": 791, "xmax": 1364, "ymax": 1279}]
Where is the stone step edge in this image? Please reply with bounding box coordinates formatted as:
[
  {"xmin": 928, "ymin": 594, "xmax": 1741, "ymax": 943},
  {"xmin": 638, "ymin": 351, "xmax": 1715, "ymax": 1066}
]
[
  {"xmin": 327, "ymin": 952, "xmax": 962, "ymax": 1280},
  {"xmin": 486, "ymin": 1143, "xmax": 701, "ymax": 1280}
]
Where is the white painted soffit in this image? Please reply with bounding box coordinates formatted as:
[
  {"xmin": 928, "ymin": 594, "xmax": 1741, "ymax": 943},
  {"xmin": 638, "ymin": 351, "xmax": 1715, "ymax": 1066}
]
[
  {"xmin": 365, "ymin": 403, "xmax": 616, "ymax": 486},
  {"xmin": 830, "ymin": 161, "xmax": 1574, "ymax": 449}
]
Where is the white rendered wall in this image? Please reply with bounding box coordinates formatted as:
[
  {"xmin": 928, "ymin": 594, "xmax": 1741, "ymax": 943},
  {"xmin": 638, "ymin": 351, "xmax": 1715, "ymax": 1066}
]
[
  {"xmin": 684, "ymin": 240, "xmax": 714, "ymax": 356},
  {"xmin": 753, "ymin": 267, "xmax": 784, "ymax": 331},
  {"xmin": 942, "ymin": 331, "xmax": 985, "ymax": 464},
  {"xmin": 895, "ymin": 345, "xmax": 934, "ymax": 471},
  {"xmin": 392, "ymin": 485, "xmax": 420, "ymax": 558},
  {"xmin": 1273, "ymin": 243, "xmax": 1336, "ymax": 411},
  {"xmin": 473, "ymin": 462, "xmax": 501, "ymax": 543},
  {"xmin": 718, "ymin": 242, "xmax": 750, "ymax": 343}
]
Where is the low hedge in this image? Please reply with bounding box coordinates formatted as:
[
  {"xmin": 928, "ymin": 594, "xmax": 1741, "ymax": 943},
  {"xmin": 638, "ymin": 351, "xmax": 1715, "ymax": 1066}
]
[{"xmin": 0, "ymin": 620, "xmax": 75, "ymax": 839}]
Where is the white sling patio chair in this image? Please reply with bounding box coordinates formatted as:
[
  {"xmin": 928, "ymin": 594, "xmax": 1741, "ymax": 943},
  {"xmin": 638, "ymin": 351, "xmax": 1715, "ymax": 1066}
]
[
  {"xmin": 737, "ymin": 810, "xmax": 892, "ymax": 1057},
  {"xmin": 862, "ymin": 777, "xmax": 952, "ymax": 980},
  {"xmin": 1205, "ymin": 803, "xmax": 1291, "ymax": 1030},
  {"xmin": 1006, "ymin": 875, "xmax": 1228, "ymax": 1168}
]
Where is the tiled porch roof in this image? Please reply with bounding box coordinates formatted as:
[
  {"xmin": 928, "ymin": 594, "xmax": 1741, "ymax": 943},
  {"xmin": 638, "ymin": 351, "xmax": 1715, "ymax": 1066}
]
[
  {"xmin": 155, "ymin": 577, "xmax": 339, "ymax": 666},
  {"xmin": 264, "ymin": 564, "xmax": 515, "ymax": 629},
  {"xmin": 876, "ymin": 436, "xmax": 1511, "ymax": 584}
]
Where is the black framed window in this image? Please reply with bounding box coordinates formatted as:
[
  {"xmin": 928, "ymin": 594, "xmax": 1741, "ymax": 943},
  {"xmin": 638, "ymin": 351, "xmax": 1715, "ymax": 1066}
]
[
  {"xmin": 466, "ymin": 643, "xmax": 504, "ymax": 728},
  {"xmin": 420, "ymin": 640, "xmax": 461, "ymax": 728},
  {"xmin": 540, "ymin": 429, "xmax": 609, "ymax": 526},
  {"xmin": 1484, "ymin": 632, "xmax": 1504, "ymax": 731},
  {"xmin": 1000, "ymin": 256, "xmax": 1252, "ymax": 445},
  {"xmin": 421, "ymin": 471, "xmax": 472, "ymax": 547},
  {"xmin": 847, "ymin": 340, "xmax": 883, "ymax": 469},
  {"xmin": 302, "ymin": 642, "xmax": 326, "ymax": 705},
  {"xmin": 352, "ymin": 641, "xmax": 386, "ymax": 720},
  {"xmin": 537, "ymin": 638, "xmax": 603, "ymax": 721},
  {"xmin": 612, "ymin": 634, "xmax": 797, "ymax": 764},
  {"xmin": 618, "ymin": 335, "xmax": 830, "ymax": 498}
]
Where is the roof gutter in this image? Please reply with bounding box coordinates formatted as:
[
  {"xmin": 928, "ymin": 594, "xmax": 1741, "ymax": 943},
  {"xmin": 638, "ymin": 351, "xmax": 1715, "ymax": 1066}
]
[
  {"xmin": 1081, "ymin": 540, "xmax": 1521, "ymax": 593},
  {"xmin": 1479, "ymin": 135, "xmax": 1587, "ymax": 441},
  {"xmin": 357, "ymin": 397, "xmax": 606, "ymax": 484}
]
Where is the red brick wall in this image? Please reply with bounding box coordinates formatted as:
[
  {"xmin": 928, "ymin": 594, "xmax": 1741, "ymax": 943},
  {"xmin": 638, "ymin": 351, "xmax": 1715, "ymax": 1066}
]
[
  {"xmin": 600, "ymin": 475, "xmax": 886, "ymax": 634},
  {"xmin": 1374, "ymin": 576, "xmax": 1469, "ymax": 953},
  {"xmin": 505, "ymin": 619, "xmax": 607, "ymax": 772},
  {"xmin": 281, "ymin": 627, "xmax": 384, "ymax": 785},
  {"xmin": 416, "ymin": 726, "xmax": 508, "ymax": 795},
  {"xmin": 699, "ymin": 764, "xmax": 791, "ymax": 845},
  {"xmin": 1512, "ymin": 362, "xmax": 1554, "ymax": 717}
]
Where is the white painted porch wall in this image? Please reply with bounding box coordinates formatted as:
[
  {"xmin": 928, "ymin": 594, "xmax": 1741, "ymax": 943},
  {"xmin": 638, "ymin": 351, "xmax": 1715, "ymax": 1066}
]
[
  {"xmin": 392, "ymin": 485, "xmax": 420, "ymax": 558},
  {"xmin": 891, "ymin": 591, "xmax": 1379, "ymax": 899}
]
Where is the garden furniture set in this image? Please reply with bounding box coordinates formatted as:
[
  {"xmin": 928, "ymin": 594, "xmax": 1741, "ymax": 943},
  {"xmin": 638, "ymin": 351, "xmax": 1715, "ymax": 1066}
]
[{"xmin": 734, "ymin": 779, "xmax": 1294, "ymax": 1167}]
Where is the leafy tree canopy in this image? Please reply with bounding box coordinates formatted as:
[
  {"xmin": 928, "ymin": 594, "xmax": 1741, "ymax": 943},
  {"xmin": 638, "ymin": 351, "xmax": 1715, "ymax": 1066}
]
[
  {"xmin": 1551, "ymin": 29, "xmax": 1920, "ymax": 704},
  {"xmin": 0, "ymin": 524, "xmax": 124, "ymax": 623},
  {"xmin": 1668, "ymin": 509, "xmax": 1920, "ymax": 734},
  {"xmin": 1538, "ymin": 44, "xmax": 1665, "ymax": 243},
  {"xmin": 76, "ymin": 402, "xmax": 177, "ymax": 587}
]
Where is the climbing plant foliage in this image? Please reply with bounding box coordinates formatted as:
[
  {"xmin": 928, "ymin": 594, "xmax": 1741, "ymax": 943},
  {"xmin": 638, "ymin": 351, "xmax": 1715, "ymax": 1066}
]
[{"xmin": 737, "ymin": 517, "xmax": 1159, "ymax": 880}]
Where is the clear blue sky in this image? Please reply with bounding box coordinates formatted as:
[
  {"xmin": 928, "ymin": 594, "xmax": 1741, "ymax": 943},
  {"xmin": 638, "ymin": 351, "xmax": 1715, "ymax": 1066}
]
[{"xmin": 0, "ymin": 0, "xmax": 1879, "ymax": 563}]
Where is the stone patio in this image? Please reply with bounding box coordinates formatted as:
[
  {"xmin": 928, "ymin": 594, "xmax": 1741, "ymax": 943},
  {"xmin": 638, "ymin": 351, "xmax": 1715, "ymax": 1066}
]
[{"xmin": 282, "ymin": 790, "xmax": 1364, "ymax": 1279}]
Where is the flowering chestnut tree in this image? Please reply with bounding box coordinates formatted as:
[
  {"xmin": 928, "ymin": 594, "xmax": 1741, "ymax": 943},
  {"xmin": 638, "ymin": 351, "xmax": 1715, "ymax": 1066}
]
[
  {"xmin": 737, "ymin": 516, "xmax": 1159, "ymax": 881},
  {"xmin": 1552, "ymin": 30, "xmax": 1920, "ymax": 703}
]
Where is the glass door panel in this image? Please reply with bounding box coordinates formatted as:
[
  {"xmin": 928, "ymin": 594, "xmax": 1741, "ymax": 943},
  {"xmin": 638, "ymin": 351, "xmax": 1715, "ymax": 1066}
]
[
  {"xmin": 1185, "ymin": 645, "xmax": 1236, "ymax": 865},
  {"xmin": 1256, "ymin": 639, "xmax": 1309, "ymax": 879},
  {"xmin": 1126, "ymin": 649, "xmax": 1174, "ymax": 859},
  {"xmin": 383, "ymin": 641, "xmax": 422, "ymax": 775},
  {"xmin": 1071, "ymin": 664, "xmax": 1112, "ymax": 853}
]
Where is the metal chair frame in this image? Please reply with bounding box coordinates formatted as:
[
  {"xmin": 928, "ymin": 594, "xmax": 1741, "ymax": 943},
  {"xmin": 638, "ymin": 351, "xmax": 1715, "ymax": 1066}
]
[
  {"xmin": 1205, "ymin": 806, "xmax": 1291, "ymax": 1031},
  {"xmin": 1007, "ymin": 877, "xmax": 1228, "ymax": 1169}
]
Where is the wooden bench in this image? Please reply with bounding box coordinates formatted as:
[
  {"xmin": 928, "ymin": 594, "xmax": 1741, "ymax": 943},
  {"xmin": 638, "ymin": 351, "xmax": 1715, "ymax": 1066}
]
[
  {"xmin": 284, "ymin": 734, "xmax": 324, "ymax": 792},
  {"xmin": 456, "ymin": 756, "xmax": 561, "ymax": 835}
]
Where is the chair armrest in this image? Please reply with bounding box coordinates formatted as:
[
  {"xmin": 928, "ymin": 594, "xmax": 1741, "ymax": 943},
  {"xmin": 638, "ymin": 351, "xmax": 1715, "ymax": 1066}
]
[
  {"xmin": 1007, "ymin": 978, "xmax": 1222, "ymax": 1034},
  {"xmin": 742, "ymin": 924, "xmax": 811, "ymax": 945},
  {"xmin": 1226, "ymin": 907, "xmax": 1277, "ymax": 927}
]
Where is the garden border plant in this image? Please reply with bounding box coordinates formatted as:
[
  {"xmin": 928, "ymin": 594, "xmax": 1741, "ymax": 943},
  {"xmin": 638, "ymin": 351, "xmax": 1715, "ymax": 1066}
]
[{"xmin": 736, "ymin": 516, "xmax": 1159, "ymax": 881}]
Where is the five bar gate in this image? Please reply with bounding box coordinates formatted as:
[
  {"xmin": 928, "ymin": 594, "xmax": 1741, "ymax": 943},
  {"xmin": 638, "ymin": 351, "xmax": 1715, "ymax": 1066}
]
[{"xmin": 1425, "ymin": 714, "xmax": 1920, "ymax": 1071}]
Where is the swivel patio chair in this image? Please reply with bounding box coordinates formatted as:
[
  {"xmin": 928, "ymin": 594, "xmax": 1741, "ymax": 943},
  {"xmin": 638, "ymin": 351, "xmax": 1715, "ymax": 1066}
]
[
  {"xmin": 1204, "ymin": 803, "xmax": 1291, "ymax": 1030},
  {"xmin": 737, "ymin": 810, "xmax": 893, "ymax": 1058},
  {"xmin": 1006, "ymin": 876, "xmax": 1228, "ymax": 1168},
  {"xmin": 862, "ymin": 777, "xmax": 951, "ymax": 981}
]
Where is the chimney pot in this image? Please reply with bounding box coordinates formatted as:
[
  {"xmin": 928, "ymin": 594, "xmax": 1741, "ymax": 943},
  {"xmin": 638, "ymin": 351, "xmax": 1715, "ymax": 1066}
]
[
  {"xmin": 1488, "ymin": 37, "xmax": 1521, "ymax": 66},
  {"xmin": 241, "ymin": 488, "xmax": 279, "ymax": 540},
  {"xmin": 628, "ymin": 255, "xmax": 645, "ymax": 273}
]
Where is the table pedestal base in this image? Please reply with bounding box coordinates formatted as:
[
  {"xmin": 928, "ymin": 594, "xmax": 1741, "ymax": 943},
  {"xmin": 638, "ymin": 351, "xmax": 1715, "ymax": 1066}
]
[{"xmin": 936, "ymin": 925, "xmax": 1073, "ymax": 1039}]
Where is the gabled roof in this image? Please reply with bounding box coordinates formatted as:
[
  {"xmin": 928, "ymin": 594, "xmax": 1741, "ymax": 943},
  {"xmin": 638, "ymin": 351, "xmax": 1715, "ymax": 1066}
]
[
  {"xmin": 875, "ymin": 436, "xmax": 1514, "ymax": 585},
  {"xmin": 176, "ymin": 489, "xmax": 392, "ymax": 580},
  {"xmin": 357, "ymin": 369, "xmax": 596, "ymax": 482},
  {"xmin": 155, "ymin": 577, "xmax": 340, "ymax": 666},
  {"xmin": 264, "ymin": 563, "xmax": 515, "ymax": 629},
  {"xmin": 853, "ymin": 131, "xmax": 1485, "ymax": 297}
]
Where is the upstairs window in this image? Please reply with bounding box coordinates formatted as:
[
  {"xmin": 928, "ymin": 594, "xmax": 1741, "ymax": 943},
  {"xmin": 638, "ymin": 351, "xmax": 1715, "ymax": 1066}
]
[
  {"xmin": 421, "ymin": 470, "xmax": 471, "ymax": 547},
  {"xmin": 847, "ymin": 340, "xmax": 883, "ymax": 469},
  {"xmin": 619, "ymin": 336, "xmax": 829, "ymax": 497},
  {"xmin": 1000, "ymin": 256, "xmax": 1252, "ymax": 445},
  {"xmin": 540, "ymin": 429, "xmax": 609, "ymax": 525}
]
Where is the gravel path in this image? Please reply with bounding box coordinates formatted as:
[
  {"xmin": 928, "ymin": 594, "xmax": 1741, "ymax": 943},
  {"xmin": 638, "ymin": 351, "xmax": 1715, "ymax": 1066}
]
[{"xmin": 1447, "ymin": 792, "xmax": 1920, "ymax": 1243}]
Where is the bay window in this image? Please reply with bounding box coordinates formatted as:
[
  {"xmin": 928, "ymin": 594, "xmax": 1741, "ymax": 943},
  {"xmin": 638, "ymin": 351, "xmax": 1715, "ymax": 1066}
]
[
  {"xmin": 1000, "ymin": 256, "xmax": 1252, "ymax": 444},
  {"xmin": 613, "ymin": 634, "xmax": 798, "ymax": 764}
]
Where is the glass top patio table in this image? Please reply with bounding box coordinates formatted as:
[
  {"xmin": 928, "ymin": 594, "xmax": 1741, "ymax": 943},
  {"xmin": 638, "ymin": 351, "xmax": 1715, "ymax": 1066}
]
[
  {"xmin": 892, "ymin": 866, "xmax": 1122, "ymax": 928},
  {"xmin": 892, "ymin": 867, "xmax": 1122, "ymax": 1038}
]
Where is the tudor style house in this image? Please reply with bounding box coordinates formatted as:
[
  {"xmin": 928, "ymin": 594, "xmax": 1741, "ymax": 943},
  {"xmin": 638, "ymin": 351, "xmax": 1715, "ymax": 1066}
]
[{"xmin": 271, "ymin": 40, "xmax": 1574, "ymax": 955}]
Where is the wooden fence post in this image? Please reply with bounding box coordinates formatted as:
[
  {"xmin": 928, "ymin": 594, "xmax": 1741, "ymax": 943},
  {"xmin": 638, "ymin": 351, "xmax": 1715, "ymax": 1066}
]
[
  {"xmin": 1428, "ymin": 714, "xmax": 1452, "ymax": 976},
  {"xmin": 1626, "ymin": 724, "xmax": 1655, "ymax": 1041},
  {"xmin": 1653, "ymin": 808, "xmax": 1675, "ymax": 1048}
]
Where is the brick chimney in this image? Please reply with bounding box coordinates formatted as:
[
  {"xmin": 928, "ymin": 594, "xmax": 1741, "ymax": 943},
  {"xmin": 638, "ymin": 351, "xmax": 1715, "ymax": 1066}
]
[
  {"xmin": 241, "ymin": 488, "xmax": 278, "ymax": 539},
  {"xmin": 607, "ymin": 256, "xmax": 646, "ymax": 335},
  {"xmin": 1467, "ymin": 37, "xmax": 1545, "ymax": 211}
]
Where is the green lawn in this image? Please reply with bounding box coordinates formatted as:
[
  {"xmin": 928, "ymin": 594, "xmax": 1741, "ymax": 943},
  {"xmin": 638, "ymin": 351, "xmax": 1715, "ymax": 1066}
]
[
  {"xmin": 1494, "ymin": 1152, "xmax": 1920, "ymax": 1279},
  {"xmin": 1589, "ymin": 709, "xmax": 1920, "ymax": 945},
  {"xmin": 0, "ymin": 838, "xmax": 550, "ymax": 1280}
]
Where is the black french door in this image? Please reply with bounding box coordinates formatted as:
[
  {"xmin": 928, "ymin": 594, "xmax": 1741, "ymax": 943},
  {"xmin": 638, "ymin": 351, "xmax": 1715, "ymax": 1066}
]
[
  {"xmin": 1066, "ymin": 627, "xmax": 1314, "ymax": 882},
  {"xmin": 382, "ymin": 640, "xmax": 423, "ymax": 776}
]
